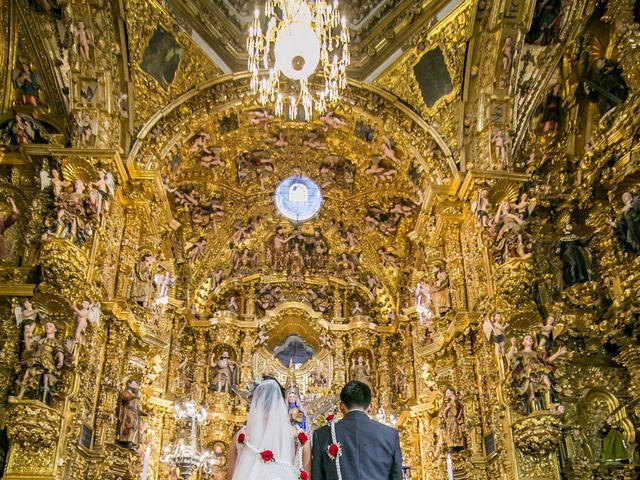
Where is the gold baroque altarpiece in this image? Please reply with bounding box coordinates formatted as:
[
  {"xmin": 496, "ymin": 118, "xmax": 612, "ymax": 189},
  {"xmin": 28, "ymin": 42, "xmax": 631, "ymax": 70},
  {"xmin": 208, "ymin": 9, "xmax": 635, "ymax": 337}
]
[{"xmin": 0, "ymin": 0, "xmax": 638, "ymax": 479}]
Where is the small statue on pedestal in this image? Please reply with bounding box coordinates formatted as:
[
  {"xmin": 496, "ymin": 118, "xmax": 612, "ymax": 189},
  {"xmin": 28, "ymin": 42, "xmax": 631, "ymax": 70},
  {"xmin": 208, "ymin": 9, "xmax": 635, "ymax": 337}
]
[
  {"xmin": 440, "ymin": 388, "xmax": 465, "ymax": 452},
  {"xmin": 14, "ymin": 300, "xmax": 43, "ymax": 354},
  {"xmin": 351, "ymin": 355, "xmax": 372, "ymax": 388},
  {"xmin": 607, "ymin": 192, "xmax": 640, "ymax": 256},
  {"xmin": 509, "ymin": 334, "xmax": 568, "ymax": 413},
  {"xmin": 555, "ymin": 224, "xmax": 593, "ymax": 289},
  {"xmin": 15, "ymin": 322, "xmax": 65, "ymax": 405},
  {"xmin": 117, "ymin": 379, "xmax": 148, "ymax": 449},
  {"xmin": 210, "ymin": 351, "xmax": 237, "ymax": 393},
  {"xmin": 600, "ymin": 415, "xmax": 630, "ymax": 464},
  {"xmin": 131, "ymin": 253, "xmax": 155, "ymax": 307}
]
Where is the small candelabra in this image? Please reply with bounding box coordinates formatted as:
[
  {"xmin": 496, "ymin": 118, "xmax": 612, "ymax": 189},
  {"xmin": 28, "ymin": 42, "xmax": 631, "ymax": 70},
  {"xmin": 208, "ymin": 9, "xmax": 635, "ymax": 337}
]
[{"xmin": 160, "ymin": 398, "xmax": 210, "ymax": 480}]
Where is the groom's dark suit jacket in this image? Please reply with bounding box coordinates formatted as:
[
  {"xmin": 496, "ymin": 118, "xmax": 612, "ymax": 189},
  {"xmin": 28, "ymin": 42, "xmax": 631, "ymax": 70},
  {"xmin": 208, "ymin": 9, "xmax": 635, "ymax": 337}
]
[{"xmin": 311, "ymin": 410, "xmax": 403, "ymax": 480}]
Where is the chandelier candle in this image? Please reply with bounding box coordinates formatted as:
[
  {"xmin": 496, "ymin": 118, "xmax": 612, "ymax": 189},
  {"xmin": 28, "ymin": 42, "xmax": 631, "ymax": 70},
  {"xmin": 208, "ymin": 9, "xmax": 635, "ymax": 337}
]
[{"xmin": 247, "ymin": 0, "xmax": 350, "ymax": 120}]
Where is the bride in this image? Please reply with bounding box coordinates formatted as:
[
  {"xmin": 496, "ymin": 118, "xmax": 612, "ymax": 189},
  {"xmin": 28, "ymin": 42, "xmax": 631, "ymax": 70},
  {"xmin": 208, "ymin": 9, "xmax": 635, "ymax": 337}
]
[{"xmin": 227, "ymin": 376, "xmax": 311, "ymax": 480}]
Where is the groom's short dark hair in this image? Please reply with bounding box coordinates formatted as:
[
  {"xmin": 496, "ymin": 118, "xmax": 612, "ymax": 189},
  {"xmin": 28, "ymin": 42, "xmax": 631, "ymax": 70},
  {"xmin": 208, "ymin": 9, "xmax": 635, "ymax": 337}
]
[{"xmin": 340, "ymin": 381, "xmax": 372, "ymax": 409}]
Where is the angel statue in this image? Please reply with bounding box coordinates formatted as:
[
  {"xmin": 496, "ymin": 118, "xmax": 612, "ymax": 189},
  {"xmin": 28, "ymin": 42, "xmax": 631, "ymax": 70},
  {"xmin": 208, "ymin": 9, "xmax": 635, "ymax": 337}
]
[
  {"xmin": 14, "ymin": 299, "xmax": 44, "ymax": 353},
  {"xmin": 511, "ymin": 192, "xmax": 537, "ymax": 221},
  {"xmin": 254, "ymin": 327, "xmax": 269, "ymax": 347},
  {"xmin": 70, "ymin": 300, "xmax": 101, "ymax": 345},
  {"xmin": 76, "ymin": 112, "xmax": 98, "ymax": 146},
  {"xmin": 537, "ymin": 315, "xmax": 563, "ymax": 354},
  {"xmin": 482, "ymin": 312, "xmax": 509, "ymax": 356},
  {"xmin": 73, "ymin": 21, "xmax": 93, "ymax": 63},
  {"xmin": 471, "ymin": 189, "xmax": 491, "ymax": 227},
  {"xmin": 607, "ymin": 192, "xmax": 640, "ymax": 256},
  {"xmin": 509, "ymin": 334, "xmax": 568, "ymax": 413},
  {"xmin": 90, "ymin": 169, "xmax": 115, "ymax": 215},
  {"xmin": 12, "ymin": 63, "xmax": 40, "ymax": 106}
]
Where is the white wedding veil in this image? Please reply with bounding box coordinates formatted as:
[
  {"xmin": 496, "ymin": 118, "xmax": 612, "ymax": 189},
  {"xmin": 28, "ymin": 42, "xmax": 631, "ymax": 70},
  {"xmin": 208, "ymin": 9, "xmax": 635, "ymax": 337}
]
[{"xmin": 232, "ymin": 379, "xmax": 297, "ymax": 480}]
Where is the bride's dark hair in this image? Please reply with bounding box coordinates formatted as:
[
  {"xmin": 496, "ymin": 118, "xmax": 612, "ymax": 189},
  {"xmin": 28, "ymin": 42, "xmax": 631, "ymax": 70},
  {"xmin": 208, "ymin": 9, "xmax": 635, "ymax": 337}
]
[{"xmin": 262, "ymin": 375, "xmax": 286, "ymax": 399}]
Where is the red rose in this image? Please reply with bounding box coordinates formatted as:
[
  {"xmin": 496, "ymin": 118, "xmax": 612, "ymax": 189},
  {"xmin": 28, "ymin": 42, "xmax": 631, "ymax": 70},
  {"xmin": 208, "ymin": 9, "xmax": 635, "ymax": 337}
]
[
  {"xmin": 260, "ymin": 450, "xmax": 274, "ymax": 462},
  {"xmin": 328, "ymin": 443, "xmax": 341, "ymax": 459},
  {"xmin": 326, "ymin": 414, "xmax": 335, "ymax": 422},
  {"xmin": 299, "ymin": 471, "xmax": 309, "ymax": 480},
  {"xmin": 237, "ymin": 433, "xmax": 245, "ymax": 444},
  {"xmin": 297, "ymin": 432, "xmax": 309, "ymax": 444}
]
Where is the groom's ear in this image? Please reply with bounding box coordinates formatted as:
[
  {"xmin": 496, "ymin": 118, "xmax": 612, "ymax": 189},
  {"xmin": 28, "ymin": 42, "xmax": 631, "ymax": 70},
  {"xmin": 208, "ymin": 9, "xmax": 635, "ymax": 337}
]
[{"xmin": 338, "ymin": 401, "xmax": 346, "ymax": 415}]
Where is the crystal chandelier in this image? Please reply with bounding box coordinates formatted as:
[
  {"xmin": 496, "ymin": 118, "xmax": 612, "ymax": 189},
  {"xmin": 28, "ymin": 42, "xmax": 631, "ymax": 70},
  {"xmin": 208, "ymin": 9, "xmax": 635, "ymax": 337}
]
[
  {"xmin": 247, "ymin": 0, "xmax": 350, "ymax": 120},
  {"xmin": 160, "ymin": 399, "xmax": 210, "ymax": 480}
]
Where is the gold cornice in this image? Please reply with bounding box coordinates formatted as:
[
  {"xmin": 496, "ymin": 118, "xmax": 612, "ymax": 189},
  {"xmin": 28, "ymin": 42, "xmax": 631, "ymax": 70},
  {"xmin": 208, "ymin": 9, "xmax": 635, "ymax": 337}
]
[{"xmin": 0, "ymin": 284, "xmax": 36, "ymax": 296}]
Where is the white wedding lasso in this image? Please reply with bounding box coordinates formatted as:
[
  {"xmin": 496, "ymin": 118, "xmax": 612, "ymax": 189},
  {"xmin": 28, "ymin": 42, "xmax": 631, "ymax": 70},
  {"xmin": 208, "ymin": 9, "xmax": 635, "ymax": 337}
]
[
  {"xmin": 329, "ymin": 419, "xmax": 343, "ymax": 480},
  {"xmin": 238, "ymin": 427, "xmax": 309, "ymax": 480}
]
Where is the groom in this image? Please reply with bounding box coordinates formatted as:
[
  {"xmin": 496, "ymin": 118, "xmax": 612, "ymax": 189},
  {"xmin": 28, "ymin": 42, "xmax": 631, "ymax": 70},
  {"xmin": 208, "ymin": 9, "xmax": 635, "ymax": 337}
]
[{"xmin": 312, "ymin": 380, "xmax": 403, "ymax": 480}]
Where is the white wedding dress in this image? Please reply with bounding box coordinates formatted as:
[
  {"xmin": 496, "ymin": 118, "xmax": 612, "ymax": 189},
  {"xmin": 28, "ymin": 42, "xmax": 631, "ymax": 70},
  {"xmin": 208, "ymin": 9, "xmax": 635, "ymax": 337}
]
[{"xmin": 231, "ymin": 380, "xmax": 299, "ymax": 480}]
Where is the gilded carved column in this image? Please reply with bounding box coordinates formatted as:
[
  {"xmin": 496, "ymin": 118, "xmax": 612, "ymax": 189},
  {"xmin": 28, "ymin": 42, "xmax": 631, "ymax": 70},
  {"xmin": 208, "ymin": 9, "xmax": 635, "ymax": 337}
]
[
  {"xmin": 94, "ymin": 318, "xmax": 130, "ymax": 450},
  {"xmin": 442, "ymin": 220, "xmax": 467, "ymax": 311},
  {"xmin": 240, "ymin": 331, "xmax": 255, "ymax": 387},
  {"xmin": 332, "ymin": 334, "xmax": 347, "ymax": 391},
  {"xmin": 377, "ymin": 335, "xmax": 391, "ymax": 410}
]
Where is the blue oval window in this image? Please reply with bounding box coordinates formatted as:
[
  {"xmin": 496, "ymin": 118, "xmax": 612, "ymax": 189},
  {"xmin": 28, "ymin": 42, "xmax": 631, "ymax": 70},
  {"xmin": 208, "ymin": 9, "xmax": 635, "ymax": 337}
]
[{"xmin": 274, "ymin": 176, "xmax": 322, "ymax": 223}]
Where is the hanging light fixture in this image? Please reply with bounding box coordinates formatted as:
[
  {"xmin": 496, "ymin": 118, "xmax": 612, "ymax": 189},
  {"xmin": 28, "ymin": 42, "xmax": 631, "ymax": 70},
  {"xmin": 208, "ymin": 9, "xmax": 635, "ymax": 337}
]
[
  {"xmin": 247, "ymin": 0, "xmax": 350, "ymax": 120},
  {"xmin": 160, "ymin": 398, "xmax": 210, "ymax": 480}
]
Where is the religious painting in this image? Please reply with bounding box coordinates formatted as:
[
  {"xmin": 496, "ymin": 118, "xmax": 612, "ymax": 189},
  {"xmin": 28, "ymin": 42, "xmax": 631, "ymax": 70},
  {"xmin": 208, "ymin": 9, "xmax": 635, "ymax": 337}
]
[
  {"xmin": 413, "ymin": 47, "xmax": 453, "ymax": 108},
  {"xmin": 27, "ymin": 0, "xmax": 61, "ymax": 15},
  {"xmin": 273, "ymin": 334, "xmax": 315, "ymax": 367},
  {"xmin": 525, "ymin": 0, "xmax": 564, "ymax": 46},
  {"xmin": 78, "ymin": 79, "xmax": 100, "ymax": 105},
  {"xmin": 140, "ymin": 27, "xmax": 183, "ymax": 90}
]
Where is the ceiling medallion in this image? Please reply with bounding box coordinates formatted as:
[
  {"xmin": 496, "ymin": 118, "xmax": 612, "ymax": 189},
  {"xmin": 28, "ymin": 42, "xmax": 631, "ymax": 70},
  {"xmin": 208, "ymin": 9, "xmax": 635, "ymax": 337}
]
[
  {"xmin": 274, "ymin": 176, "xmax": 323, "ymax": 223},
  {"xmin": 247, "ymin": 0, "xmax": 350, "ymax": 120}
]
